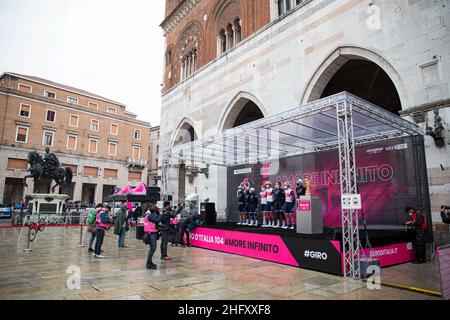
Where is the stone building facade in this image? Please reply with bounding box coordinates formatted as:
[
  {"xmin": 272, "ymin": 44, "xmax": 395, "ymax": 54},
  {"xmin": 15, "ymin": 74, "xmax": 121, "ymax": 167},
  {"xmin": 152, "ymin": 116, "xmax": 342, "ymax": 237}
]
[
  {"xmin": 148, "ymin": 126, "xmax": 161, "ymax": 187},
  {"xmin": 159, "ymin": 0, "xmax": 450, "ymax": 221},
  {"xmin": 0, "ymin": 72, "xmax": 150, "ymax": 206}
]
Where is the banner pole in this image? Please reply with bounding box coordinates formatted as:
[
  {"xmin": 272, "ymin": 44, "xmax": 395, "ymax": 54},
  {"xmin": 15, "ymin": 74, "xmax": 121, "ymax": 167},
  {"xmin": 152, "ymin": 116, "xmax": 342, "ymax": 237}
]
[{"xmin": 77, "ymin": 224, "xmax": 84, "ymax": 247}]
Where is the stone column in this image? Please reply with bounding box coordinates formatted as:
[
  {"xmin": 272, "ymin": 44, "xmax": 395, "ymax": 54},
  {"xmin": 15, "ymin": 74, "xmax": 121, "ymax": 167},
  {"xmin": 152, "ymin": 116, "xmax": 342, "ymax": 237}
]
[
  {"xmin": 95, "ymin": 182, "xmax": 103, "ymax": 205},
  {"xmin": 192, "ymin": 52, "xmax": 196, "ymax": 73},
  {"xmin": 0, "ymin": 176, "xmax": 5, "ymax": 204},
  {"xmin": 186, "ymin": 56, "xmax": 190, "ymax": 78},
  {"xmin": 270, "ymin": 0, "xmax": 279, "ymax": 21},
  {"xmin": 180, "ymin": 60, "xmax": 185, "ymax": 81},
  {"xmin": 73, "ymin": 181, "xmax": 82, "ymax": 202},
  {"xmin": 217, "ymin": 36, "xmax": 222, "ymax": 57},
  {"xmin": 24, "ymin": 179, "xmax": 34, "ymax": 196},
  {"xmin": 225, "ymin": 31, "xmax": 230, "ymax": 51}
]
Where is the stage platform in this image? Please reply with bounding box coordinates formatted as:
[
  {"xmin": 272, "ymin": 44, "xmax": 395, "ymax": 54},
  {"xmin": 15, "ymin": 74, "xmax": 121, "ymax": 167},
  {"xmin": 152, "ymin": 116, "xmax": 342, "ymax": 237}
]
[{"xmin": 188, "ymin": 223, "xmax": 416, "ymax": 276}]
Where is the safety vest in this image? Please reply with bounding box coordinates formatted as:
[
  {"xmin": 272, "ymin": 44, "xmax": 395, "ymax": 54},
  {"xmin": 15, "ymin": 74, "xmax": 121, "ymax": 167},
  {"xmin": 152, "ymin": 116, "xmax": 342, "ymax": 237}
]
[
  {"xmin": 144, "ymin": 215, "xmax": 158, "ymax": 233},
  {"xmin": 96, "ymin": 211, "xmax": 109, "ymax": 229}
]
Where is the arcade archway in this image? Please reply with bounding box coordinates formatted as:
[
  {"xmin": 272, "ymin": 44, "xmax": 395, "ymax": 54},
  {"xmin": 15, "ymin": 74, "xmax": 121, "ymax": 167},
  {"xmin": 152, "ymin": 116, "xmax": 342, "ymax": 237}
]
[
  {"xmin": 171, "ymin": 119, "xmax": 199, "ymax": 203},
  {"xmin": 321, "ymin": 59, "xmax": 401, "ymax": 115},
  {"xmin": 219, "ymin": 92, "xmax": 266, "ymax": 131},
  {"xmin": 302, "ymin": 47, "xmax": 409, "ymax": 114}
]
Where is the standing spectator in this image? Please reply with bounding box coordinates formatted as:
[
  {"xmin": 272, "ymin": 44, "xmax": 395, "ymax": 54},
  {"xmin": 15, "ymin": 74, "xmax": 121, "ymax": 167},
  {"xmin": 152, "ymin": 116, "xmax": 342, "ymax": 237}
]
[
  {"xmin": 144, "ymin": 206, "xmax": 168, "ymax": 270},
  {"xmin": 160, "ymin": 201, "xmax": 175, "ymax": 260},
  {"xmin": 94, "ymin": 205, "xmax": 111, "ymax": 259},
  {"xmin": 180, "ymin": 215, "xmax": 192, "ymax": 248},
  {"xmin": 87, "ymin": 204, "xmax": 103, "ymax": 253},
  {"xmin": 180, "ymin": 213, "xmax": 202, "ymax": 248},
  {"xmin": 114, "ymin": 204, "xmax": 129, "ymax": 248},
  {"xmin": 405, "ymin": 207, "xmax": 428, "ymax": 264},
  {"xmin": 170, "ymin": 205, "xmax": 183, "ymax": 247}
]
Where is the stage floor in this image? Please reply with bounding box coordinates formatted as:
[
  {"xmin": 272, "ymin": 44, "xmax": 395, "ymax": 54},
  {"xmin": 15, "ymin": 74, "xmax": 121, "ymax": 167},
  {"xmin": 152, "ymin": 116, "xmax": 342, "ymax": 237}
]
[{"xmin": 188, "ymin": 223, "xmax": 417, "ymax": 275}]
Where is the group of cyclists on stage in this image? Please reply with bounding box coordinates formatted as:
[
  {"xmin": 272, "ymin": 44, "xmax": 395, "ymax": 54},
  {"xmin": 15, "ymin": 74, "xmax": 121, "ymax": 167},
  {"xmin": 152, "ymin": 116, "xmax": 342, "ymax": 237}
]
[{"xmin": 237, "ymin": 178, "xmax": 307, "ymax": 230}]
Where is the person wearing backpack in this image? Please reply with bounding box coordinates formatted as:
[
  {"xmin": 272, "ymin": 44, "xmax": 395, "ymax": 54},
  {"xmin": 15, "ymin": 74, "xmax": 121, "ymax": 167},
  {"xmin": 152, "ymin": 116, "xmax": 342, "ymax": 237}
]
[
  {"xmin": 144, "ymin": 206, "xmax": 169, "ymax": 270},
  {"xmin": 114, "ymin": 205, "xmax": 129, "ymax": 248},
  {"xmin": 88, "ymin": 204, "xmax": 103, "ymax": 253},
  {"xmin": 94, "ymin": 205, "xmax": 111, "ymax": 259}
]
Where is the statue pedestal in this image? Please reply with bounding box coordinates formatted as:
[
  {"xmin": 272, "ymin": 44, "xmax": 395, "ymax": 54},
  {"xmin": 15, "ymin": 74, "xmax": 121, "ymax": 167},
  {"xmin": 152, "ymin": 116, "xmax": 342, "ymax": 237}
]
[
  {"xmin": 296, "ymin": 196, "xmax": 324, "ymax": 234},
  {"xmin": 27, "ymin": 194, "xmax": 70, "ymax": 215}
]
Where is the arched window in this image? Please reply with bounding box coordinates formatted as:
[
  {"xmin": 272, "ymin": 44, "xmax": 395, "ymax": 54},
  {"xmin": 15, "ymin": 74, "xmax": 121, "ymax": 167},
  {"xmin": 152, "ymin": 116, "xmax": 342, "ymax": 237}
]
[
  {"xmin": 219, "ymin": 29, "xmax": 227, "ymax": 55},
  {"xmin": 166, "ymin": 50, "xmax": 172, "ymax": 67},
  {"xmin": 278, "ymin": 0, "xmax": 304, "ymax": 17},
  {"xmin": 175, "ymin": 21, "xmax": 203, "ymax": 83},
  {"xmin": 227, "ymin": 24, "xmax": 234, "ymax": 49},
  {"xmin": 234, "ymin": 18, "xmax": 242, "ymax": 44},
  {"xmin": 181, "ymin": 48, "xmax": 197, "ymax": 80},
  {"xmin": 217, "ymin": 18, "xmax": 242, "ymax": 57}
]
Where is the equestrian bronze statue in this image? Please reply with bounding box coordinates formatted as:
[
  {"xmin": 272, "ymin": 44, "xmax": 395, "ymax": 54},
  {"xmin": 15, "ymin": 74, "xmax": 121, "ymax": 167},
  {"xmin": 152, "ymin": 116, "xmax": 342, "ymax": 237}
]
[{"xmin": 23, "ymin": 148, "xmax": 73, "ymax": 194}]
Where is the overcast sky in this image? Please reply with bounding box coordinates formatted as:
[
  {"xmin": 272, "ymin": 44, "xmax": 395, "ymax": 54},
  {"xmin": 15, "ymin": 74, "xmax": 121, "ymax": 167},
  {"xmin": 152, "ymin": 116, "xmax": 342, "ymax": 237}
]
[{"xmin": 0, "ymin": 0, "xmax": 165, "ymax": 126}]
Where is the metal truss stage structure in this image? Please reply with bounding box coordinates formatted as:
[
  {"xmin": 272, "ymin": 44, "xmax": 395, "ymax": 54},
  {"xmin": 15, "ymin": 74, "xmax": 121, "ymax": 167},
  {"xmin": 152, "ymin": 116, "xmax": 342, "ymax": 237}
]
[{"xmin": 163, "ymin": 92, "xmax": 424, "ymax": 279}]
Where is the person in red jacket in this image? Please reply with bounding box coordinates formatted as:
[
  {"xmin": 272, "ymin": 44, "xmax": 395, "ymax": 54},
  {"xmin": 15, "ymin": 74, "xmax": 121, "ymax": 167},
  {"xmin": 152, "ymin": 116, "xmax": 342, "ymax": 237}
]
[{"xmin": 405, "ymin": 207, "xmax": 428, "ymax": 264}]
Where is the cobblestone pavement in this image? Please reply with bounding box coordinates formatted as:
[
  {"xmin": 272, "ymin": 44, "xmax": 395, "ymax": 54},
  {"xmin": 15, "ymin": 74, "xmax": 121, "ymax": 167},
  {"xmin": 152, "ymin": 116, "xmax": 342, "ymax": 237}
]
[{"xmin": 0, "ymin": 227, "xmax": 442, "ymax": 300}]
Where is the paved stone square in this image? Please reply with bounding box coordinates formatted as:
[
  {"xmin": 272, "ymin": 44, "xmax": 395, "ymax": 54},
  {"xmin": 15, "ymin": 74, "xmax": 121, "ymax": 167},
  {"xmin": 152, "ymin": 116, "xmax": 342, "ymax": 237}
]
[{"xmin": 0, "ymin": 227, "xmax": 441, "ymax": 300}]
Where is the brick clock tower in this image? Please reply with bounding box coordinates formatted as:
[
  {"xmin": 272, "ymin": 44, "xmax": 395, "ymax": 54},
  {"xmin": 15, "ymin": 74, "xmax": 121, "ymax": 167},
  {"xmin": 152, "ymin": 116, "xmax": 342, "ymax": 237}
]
[{"xmin": 161, "ymin": 0, "xmax": 271, "ymax": 92}]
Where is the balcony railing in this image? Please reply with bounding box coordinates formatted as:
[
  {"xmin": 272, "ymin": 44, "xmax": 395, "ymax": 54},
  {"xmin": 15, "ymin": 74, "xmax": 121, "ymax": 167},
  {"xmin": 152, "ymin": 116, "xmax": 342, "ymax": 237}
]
[{"xmin": 127, "ymin": 158, "xmax": 147, "ymax": 168}]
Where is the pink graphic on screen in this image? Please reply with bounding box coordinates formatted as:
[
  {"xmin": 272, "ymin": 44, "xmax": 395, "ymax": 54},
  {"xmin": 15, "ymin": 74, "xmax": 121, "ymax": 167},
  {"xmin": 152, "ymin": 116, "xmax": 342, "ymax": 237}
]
[{"xmin": 228, "ymin": 138, "xmax": 422, "ymax": 228}]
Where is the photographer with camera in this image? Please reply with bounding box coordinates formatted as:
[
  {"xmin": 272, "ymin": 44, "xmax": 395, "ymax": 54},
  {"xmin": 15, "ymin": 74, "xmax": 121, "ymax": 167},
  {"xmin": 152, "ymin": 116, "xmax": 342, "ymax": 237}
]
[
  {"xmin": 170, "ymin": 203, "xmax": 184, "ymax": 246},
  {"xmin": 161, "ymin": 201, "xmax": 177, "ymax": 261},
  {"xmin": 143, "ymin": 206, "xmax": 169, "ymax": 270},
  {"xmin": 441, "ymin": 205, "xmax": 450, "ymax": 224},
  {"xmin": 405, "ymin": 207, "xmax": 428, "ymax": 264}
]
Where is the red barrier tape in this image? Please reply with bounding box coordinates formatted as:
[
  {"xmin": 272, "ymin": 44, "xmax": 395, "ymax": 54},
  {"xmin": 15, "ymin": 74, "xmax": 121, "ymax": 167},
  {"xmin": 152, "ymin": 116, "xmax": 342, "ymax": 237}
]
[
  {"xmin": 0, "ymin": 224, "xmax": 87, "ymax": 229},
  {"xmin": 0, "ymin": 223, "xmax": 144, "ymax": 229}
]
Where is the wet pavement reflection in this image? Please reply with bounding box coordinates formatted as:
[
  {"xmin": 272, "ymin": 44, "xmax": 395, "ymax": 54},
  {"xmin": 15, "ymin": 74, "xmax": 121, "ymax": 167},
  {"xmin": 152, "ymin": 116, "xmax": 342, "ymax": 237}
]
[{"xmin": 0, "ymin": 227, "xmax": 441, "ymax": 300}]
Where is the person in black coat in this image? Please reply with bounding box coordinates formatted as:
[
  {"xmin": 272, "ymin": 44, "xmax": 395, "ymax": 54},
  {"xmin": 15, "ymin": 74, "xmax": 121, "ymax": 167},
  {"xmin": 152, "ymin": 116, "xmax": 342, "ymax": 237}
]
[
  {"xmin": 237, "ymin": 187, "xmax": 246, "ymax": 225},
  {"xmin": 295, "ymin": 179, "xmax": 307, "ymax": 197},
  {"xmin": 145, "ymin": 207, "xmax": 169, "ymax": 270},
  {"xmin": 273, "ymin": 182, "xmax": 285, "ymax": 228},
  {"xmin": 170, "ymin": 205, "xmax": 184, "ymax": 247},
  {"xmin": 248, "ymin": 188, "xmax": 259, "ymax": 226},
  {"xmin": 160, "ymin": 201, "xmax": 177, "ymax": 261},
  {"xmin": 179, "ymin": 212, "xmax": 203, "ymax": 247},
  {"xmin": 243, "ymin": 187, "xmax": 252, "ymax": 225}
]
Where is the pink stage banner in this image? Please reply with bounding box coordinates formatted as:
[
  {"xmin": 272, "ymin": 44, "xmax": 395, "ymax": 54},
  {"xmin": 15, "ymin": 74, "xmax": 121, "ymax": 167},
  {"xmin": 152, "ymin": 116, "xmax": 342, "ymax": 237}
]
[
  {"xmin": 189, "ymin": 227, "xmax": 299, "ymax": 267},
  {"xmin": 332, "ymin": 240, "xmax": 416, "ymax": 273},
  {"xmin": 362, "ymin": 242, "xmax": 415, "ymax": 267}
]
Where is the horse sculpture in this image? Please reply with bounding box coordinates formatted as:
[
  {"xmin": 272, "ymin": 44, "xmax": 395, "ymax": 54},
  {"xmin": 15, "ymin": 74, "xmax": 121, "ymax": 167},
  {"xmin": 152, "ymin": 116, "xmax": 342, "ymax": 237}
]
[{"xmin": 23, "ymin": 150, "xmax": 73, "ymax": 194}]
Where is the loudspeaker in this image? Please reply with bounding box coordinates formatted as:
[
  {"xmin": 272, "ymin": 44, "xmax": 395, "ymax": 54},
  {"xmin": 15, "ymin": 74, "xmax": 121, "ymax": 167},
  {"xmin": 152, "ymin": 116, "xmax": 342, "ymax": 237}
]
[
  {"xmin": 147, "ymin": 187, "xmax": 160, "ymax": 194},
  {"xmin": 201, "ymin": 203, "xmax": 216, "ymax": 226},
  {"xmin": 147, "ymin": 187, "xmax": 161, "ymax": 202}
]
